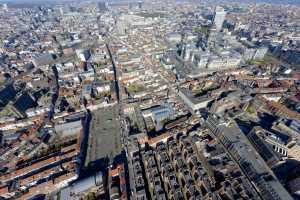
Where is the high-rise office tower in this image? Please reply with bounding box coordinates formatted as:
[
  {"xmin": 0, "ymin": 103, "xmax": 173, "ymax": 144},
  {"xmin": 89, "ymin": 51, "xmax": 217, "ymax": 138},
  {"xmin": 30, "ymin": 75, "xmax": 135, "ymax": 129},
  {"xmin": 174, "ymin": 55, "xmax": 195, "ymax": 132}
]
[
  {"xmin": 138, "ymin": 1, "xmax": 143, "ymax": 9},
  {"xmin": 213, "ymin": 6, "xmax": 226, "ymax": 32},
  {"xmin": 98, "ymin": 1, "xmax": 108, "ymax": 12},
  {"xmin": 58, "ymin": 7, "xmax": 64, "ymax": 15},
  {"xmin": 2, "ymin": 4, "xmax": 8, "ymax": 12},
  {"xmin": 116, "ymin": 19, "xmax": 126, "ymax": 35}
]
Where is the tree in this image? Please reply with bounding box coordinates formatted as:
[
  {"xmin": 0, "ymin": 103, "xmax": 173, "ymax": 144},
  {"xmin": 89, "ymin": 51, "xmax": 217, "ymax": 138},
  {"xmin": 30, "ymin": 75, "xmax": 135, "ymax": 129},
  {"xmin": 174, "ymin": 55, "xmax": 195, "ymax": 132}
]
[{"xmin": 86, "ymin": 192, "xmax": 96, "ymax": 200}]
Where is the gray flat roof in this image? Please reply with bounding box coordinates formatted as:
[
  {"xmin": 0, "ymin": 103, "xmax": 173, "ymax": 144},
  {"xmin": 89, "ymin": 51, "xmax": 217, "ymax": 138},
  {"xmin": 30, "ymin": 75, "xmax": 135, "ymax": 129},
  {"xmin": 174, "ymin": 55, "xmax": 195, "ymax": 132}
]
[
  {"xmin": 85, "ymin": 105, "xmax": 122, "ymax": 166},
  {"xmin": 216, "ymin": 121, "xmax": 292, "ymax": 199},
  {"xmin": 179, "ymin": 87, "xmax": 211, "ymax": 104}
]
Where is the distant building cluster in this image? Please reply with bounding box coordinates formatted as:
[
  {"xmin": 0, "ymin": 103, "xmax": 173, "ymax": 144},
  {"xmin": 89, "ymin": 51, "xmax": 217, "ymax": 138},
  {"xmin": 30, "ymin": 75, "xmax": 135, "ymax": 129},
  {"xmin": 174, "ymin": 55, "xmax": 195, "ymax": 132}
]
[{"xmin": 0, "ymin": 0, "xmax": 300, "ymax": 199}]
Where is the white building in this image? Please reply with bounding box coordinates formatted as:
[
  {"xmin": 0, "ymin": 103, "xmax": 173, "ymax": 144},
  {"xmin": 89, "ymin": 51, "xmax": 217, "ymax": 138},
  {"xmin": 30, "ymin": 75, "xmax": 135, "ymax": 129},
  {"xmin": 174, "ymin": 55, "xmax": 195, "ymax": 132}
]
[
  {"xmin": 194, "ymin": 52, "xmax": 241, "ymax": 71},
  {"xmin": 2, "ymin": 4, "xmax": 8, "ymax": 11},
  {"xmin": 75, "ymin": 49, "xmax": 91, "ymax": 62},
  {"xmin": 253, "ymin": 47, "xmax": 268, "ymax": 60},
  {"xmin": 178, "ymin": 88, "xmax": 212, "ymax": 111},
  {"xmin": 116, "ymin": 19, "xmax": 126, "ymax": 35},
  {"xmin": 213, "ymin": 6, "xmax": 226, "ymax": 32}
]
